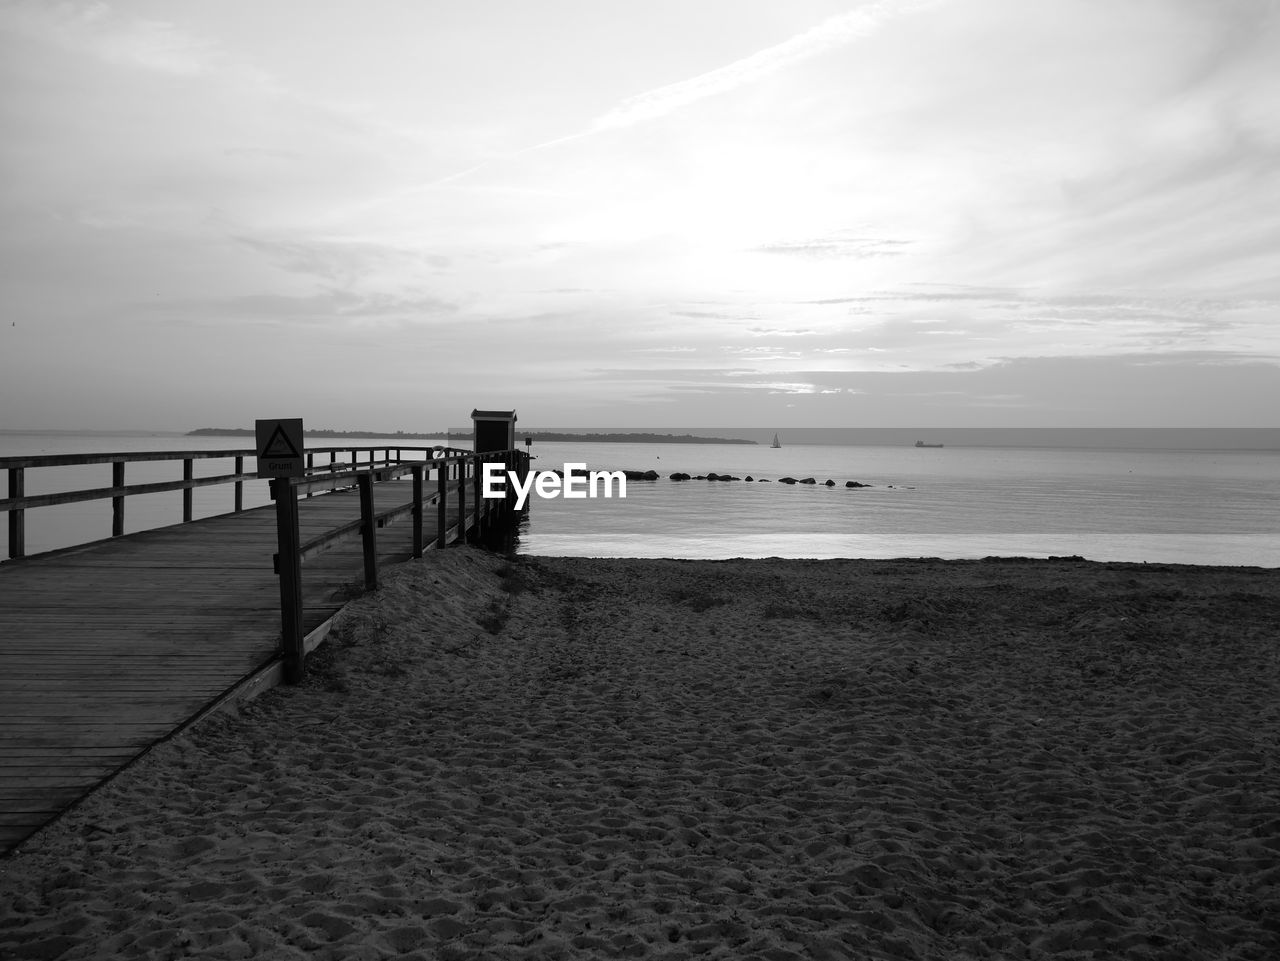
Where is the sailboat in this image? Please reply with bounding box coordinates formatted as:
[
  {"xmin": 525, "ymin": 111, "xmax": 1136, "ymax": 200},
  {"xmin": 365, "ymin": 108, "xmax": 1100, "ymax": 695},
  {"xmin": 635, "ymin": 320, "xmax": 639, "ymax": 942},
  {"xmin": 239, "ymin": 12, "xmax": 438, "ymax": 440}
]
[{"xmin": 771, "ymin": 433, "xmax": 782, "ymax": 449}]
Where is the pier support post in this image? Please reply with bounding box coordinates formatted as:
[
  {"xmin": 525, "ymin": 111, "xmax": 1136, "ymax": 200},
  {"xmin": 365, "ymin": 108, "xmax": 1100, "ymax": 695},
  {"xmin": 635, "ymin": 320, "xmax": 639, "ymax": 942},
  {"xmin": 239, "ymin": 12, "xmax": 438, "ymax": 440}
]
[
  {"xmin": 517, "ymin": 450, "xmax": 529, "ymax": 507},
  {"xmin": 182, "ymin": 459, "xmax": 194, "ymax": 523},
  {"xmin": 358, "ymin": 472, "xmax": 378, "ymax": 591},
  {"xmin": 457, "ymin": 458, "xmax": 467, "ymax": 543},
  {"xmin": 471, "ymin": 453, "xmax": 482, "ymax": 540},
  {"xmin": 505, "ymin": 450, "xmax": 516, "ymax": 517},
  {"xmin": 436, "ymin": 458, "xmax": 447, "ymax": 548},
  {"xmin": 234, "ymin": 456, "xmax": 244, "ymax": 513},
  {"xmin": 6, "ymin": 467, "xmax": 23, "ymax": 559},
  {"xmin": 411, "ymin": 463, "xmax": 424, "ymax": 557},
  {"xmin": 111, "ymin": 462, "xmax": 125, "ymax": 537},
  {"xmin": 271, "ymin": 478, "xmax": 305, "ymax": 684}
]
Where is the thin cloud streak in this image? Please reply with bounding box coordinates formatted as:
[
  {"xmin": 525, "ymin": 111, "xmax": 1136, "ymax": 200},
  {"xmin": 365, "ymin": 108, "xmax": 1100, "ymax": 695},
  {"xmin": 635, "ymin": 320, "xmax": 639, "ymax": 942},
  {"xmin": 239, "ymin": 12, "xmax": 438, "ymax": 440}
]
[
  {"xmin": 427, "ymin": 0, "xmax": 940, "ymax": 187},
  {"xmin": 588, "ymin": 0, "xmax": 939, "ymax": 132}
]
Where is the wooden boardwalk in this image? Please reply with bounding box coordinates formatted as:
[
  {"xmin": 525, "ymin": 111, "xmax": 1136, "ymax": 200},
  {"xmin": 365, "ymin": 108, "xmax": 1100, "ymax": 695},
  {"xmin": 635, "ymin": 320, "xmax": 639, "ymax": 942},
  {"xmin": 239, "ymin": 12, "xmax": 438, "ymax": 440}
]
[{"xmin": 0, "ymin": 476, "xmax": 483, "ymax": 854}]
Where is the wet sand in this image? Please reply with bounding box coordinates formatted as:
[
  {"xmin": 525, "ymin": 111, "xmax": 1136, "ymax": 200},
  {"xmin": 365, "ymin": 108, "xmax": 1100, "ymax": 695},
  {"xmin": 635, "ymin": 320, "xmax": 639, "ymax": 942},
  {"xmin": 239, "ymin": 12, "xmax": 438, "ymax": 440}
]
[{"xmin": 2, "ymin": 548, "xmax": 1278, "ymax": 959}]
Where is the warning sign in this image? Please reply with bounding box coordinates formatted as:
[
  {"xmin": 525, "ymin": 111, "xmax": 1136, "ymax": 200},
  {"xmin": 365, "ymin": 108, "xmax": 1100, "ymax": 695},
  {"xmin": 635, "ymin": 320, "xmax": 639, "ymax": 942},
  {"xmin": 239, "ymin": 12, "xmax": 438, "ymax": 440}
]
[{"xmin": 255, "ymin": 418, "xmax": 305, "ymax": 478}]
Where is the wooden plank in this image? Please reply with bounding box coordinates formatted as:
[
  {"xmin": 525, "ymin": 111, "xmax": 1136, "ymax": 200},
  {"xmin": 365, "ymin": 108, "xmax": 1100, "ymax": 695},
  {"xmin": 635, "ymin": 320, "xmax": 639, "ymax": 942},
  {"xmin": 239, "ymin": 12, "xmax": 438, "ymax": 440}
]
[
  {"xmin": 0, "ymin": 670, "xmax": 259, "ymax": 679},
  {"xmin": 0, "ymin": 747, "xmax": 136, "ymax": 758},
  {"xmin": 0, "ymin": 797, "xmax": 97, "ymax": 812},
  {"xmin": 0, "ymin": 704, "xmax": 216, "ymax": 717},
  {"xmin": 0, "ymin": 775, "xmax": 117, "ymax": 790}
]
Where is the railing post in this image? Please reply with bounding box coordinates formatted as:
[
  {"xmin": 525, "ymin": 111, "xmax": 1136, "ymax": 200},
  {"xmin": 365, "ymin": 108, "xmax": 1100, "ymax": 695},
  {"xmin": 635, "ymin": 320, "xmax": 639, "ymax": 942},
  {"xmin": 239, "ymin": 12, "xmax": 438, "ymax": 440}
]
[
  {"xmin": 234, "ymin": 456, "xmax": 244, "ymax": 513},
  {"xmin": 436, "ymin": 457, "xmax": 447, "ymax": 548},
  {"xmin": 505, "ymin": 450, "xmax": 515, "ymax": 515},
  {"xmin": 457, "ymin": 457, "xmax": 467, "ymax": 542},
  {"xmin": 182, "ymin": 458, "xmax": 194, "ymax": 523},
  {"xmin": 112, "ymin": 461, "xmax": 125, "ymax": 537},
  {"xmin": 411, "ymin": 463, "xmax": 424, "ymax": 557},
  {"xmin": 358, "ymin": 472, "xmax": 378, "ymax": 591},
  {"xmin": 306, "ymin": 452, "xmax": 314, "ymax": 498},
  {"xmin": 471, "ymin": 453, "xmax": 482, "ymax": 540},
  {"xmin": 272, "ymin": 478, "xmax": 305, "ymax": 684},
  {"xmin": 6, "ymin": 467, "xmax": 23, "ymax": 559}
]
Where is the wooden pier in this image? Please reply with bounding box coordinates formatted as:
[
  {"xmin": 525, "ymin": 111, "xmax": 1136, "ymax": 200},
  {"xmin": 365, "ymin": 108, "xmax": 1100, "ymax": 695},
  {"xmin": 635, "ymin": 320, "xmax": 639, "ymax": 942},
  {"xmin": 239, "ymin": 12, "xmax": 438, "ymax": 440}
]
[{"xmin": 0, "ymin": 444, "xmax": 529, "ymax": 854}]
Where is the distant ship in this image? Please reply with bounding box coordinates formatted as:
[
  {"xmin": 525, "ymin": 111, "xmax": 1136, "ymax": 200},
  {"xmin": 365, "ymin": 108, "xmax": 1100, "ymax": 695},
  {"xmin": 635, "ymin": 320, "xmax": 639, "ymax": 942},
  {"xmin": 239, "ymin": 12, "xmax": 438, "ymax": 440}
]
[
  {"xmin": 771, "ymin": 433, "xmax": 782, "ymax": 449},
  {"xmin": 914, "ymin": 440, "xmax": 944, "ymax": 448}
]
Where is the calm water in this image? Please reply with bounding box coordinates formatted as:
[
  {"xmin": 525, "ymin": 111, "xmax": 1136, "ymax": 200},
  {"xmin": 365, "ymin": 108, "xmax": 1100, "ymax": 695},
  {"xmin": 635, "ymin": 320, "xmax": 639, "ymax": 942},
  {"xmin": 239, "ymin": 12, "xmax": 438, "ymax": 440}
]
[
  {"xmin": 511, "ymin": 439, "xmax": 1279, "ymax": 566},
  {"xmin": 2, "ymin": 432, "xmax": 1277, "ymax": 567}
]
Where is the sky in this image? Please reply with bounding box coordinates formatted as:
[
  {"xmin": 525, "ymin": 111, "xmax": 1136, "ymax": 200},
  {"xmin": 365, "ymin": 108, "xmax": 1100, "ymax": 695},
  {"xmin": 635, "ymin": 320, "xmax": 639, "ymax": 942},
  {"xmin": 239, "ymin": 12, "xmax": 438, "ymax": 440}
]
[{"xmin": 2, "ymin": 0, "xmax": 1278, "ymax": 431}]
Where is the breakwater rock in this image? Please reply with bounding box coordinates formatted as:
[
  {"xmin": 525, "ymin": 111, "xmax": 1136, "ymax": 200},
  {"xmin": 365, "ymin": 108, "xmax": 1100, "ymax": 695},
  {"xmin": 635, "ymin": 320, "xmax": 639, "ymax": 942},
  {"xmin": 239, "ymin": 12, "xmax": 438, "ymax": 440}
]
[
  {"xmin": 543, "ymin": 468, "xmax": 874, "ymax": 488},
  {"xmin": 747, "ymin": 475, "xmax": 872, "ymax": 488}
]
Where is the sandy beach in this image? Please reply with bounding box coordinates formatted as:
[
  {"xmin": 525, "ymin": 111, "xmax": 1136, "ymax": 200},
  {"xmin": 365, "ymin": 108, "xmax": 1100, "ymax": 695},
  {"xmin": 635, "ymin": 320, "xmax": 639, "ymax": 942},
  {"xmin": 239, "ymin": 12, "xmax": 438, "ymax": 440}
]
[{"xmin": 2, "ymin": 547, "xmax": 1277, "ymax": 960}]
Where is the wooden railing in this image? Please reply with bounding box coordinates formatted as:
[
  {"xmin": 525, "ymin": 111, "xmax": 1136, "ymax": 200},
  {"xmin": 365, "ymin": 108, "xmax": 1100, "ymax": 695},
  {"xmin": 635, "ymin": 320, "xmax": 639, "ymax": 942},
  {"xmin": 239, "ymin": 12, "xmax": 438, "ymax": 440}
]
[
  {"xmin": 270, "ymin": 447, "xmax": 530, "ymax": 681},
  {"xmin": 0, "ymin": 443, "xmax": 530, "ymax": 682},
  {"xmin": 0, "ymin": 446, "xmax": 438, "ymax": 560}
]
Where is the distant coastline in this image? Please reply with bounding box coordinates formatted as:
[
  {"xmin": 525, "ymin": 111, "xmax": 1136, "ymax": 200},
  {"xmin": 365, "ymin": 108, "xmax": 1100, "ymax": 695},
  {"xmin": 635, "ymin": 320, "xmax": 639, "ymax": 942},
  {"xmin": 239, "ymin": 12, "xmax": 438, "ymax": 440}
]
[
  {"xmin": 506, "ymin": 431, "xmax": 756, "ymax": 445},
  {"xmin": 187, "ymin": 427, "xmax": 443, "ymax": 440},
  {"xmin": 186, "ymin": 428, "xmax": 757, "ymax": 445},
  {"xmin": 8, "ymin": 427, "xmax": 1269, "ymax": 452}
]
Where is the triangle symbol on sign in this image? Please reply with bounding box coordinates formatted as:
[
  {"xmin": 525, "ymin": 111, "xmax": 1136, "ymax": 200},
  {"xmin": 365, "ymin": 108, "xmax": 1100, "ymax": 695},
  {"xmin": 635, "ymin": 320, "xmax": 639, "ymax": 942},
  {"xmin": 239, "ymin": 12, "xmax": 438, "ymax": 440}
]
[{"xmin": 262, "ymin": 424, "xmax": 301, "ymax": 459}]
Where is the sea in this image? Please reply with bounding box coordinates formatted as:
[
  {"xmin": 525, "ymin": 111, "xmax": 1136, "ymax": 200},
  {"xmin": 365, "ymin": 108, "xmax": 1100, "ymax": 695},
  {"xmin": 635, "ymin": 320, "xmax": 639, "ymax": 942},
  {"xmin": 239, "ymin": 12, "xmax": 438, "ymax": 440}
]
[{"xmin": 1, "ymin": 430, "xmax": 1277, "ymax": 568}]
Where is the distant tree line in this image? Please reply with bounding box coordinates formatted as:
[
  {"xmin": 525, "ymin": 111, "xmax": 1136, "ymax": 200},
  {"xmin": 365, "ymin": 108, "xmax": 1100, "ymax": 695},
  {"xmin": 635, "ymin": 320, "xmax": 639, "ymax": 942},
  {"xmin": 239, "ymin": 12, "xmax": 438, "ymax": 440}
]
[
  {"xmin": 504, "ymin": 432, "xmax": 756, "ymax": 445},
  {"xmin": 187, "ymin": 428, "xmax": 756, "ymax": 444},
  {"xmin": 187, "ymin": 428, "xmax": 442, "ymax": 439}
]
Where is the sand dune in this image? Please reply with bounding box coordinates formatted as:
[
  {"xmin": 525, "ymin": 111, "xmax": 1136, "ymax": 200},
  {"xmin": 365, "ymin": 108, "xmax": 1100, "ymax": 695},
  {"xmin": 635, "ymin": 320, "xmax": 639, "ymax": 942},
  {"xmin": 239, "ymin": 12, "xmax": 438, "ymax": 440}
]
[{"xmin": 2, "ymin": 548, "xmax": 1278, "ymax": 959}]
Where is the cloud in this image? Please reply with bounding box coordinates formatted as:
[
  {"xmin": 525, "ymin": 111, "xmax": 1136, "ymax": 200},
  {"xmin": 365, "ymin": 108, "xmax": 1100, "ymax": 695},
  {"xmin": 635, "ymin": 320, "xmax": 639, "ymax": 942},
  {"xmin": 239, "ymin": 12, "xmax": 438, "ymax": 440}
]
[
  {"xmin": 746, "ymin": 328, "xmax": 820, "ymax": 337},
  {"xmin": 753, "ymin": 236, "xmax": 913, "ymax": 259},
  {"xmin": 134, "ymin": 288, "xmax": 457, "ymax": 329},
  {"xmin": 430, "ymin": 0, "xmax": 943, "ymax": 185},
  {"xmin": 10, "ymin": 1, "xmax": 231, "ymax": 78},
  {"xmin": 90, "ymin": 17, "xmax": 217, "ymax": 75},
  {"xmin": 581, "ymin": 352, "xmax": 1280, "ymax": 425},
  {"xmin": 4, "ymin": 0, "xmax": 1277, "ymax": 430},
  {"xmin": 589, "ymin": 0, "xmax": 940, "ymax": 132},
  {"xmin": 671, "ymin": 309, "xmax": 751, "ymax": 321},
  {"xmin": 231, "ymin": 234, "xmax": 451, "ymax": 288}
]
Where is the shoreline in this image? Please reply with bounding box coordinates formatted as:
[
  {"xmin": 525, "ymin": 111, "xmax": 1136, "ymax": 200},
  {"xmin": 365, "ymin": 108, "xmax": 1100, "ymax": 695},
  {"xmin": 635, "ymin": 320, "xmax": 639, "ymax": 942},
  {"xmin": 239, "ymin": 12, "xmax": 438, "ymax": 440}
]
[{"xmin": 2, "ymin": 550, "xmax": 1277, "ymax": 959}]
